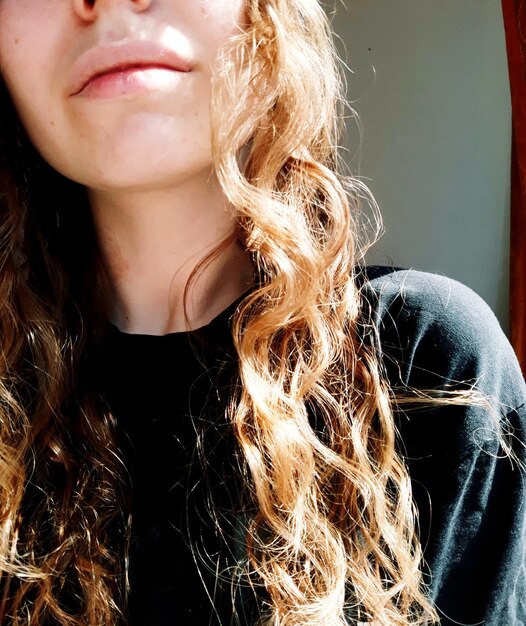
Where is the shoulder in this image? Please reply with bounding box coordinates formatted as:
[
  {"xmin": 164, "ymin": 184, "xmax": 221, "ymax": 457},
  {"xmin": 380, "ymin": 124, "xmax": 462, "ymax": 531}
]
[
  {"xmin": 358, "ymin": 269, "xmax": 526, "ymax": 623},
  {"xmin": 358, "ymin": 265, "xmax": 526, "ymax": 412},
  {"xmin": 360, "ymin": 264, "xmax": 497, "ymax": 335}
]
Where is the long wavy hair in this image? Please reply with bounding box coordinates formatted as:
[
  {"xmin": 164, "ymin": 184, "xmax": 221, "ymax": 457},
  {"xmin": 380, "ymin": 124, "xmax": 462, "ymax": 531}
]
[{"xmin": 0, "ymin": 1, "xmax": 447, "ymax": 624}]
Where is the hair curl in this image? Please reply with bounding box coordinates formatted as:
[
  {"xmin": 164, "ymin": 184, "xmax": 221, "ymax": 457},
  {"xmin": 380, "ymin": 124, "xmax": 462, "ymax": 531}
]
[
  {"xmin": 0, "ymin": 50, "xmax": 129, "ymax": 626},
  {"xmin": 210, "ymin": 1, "xmax": 438, "ymax": 623},
  {"xmin": 0, "ymin": 0, "xmax": 449, "ymax": 624}
]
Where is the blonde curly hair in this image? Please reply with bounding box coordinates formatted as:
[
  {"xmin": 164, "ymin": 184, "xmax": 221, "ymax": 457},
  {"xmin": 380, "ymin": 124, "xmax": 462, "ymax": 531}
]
[
  {"xmin": 0, "ymin": 1, "xmax": 439, "ymax": 624},
  {"xmin": 211, "ymin": 1, "xmax": 438, "ymax": 623}
]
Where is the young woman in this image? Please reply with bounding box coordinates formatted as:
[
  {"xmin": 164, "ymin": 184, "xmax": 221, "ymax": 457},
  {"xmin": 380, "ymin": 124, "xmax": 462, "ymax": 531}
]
[{"xmin": 0, "ymin": 1, "xmax": 524, "ymax": 625}]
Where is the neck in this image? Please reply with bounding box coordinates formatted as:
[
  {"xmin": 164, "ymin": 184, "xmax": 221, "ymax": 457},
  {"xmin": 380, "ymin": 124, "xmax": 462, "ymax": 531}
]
[{"xmin": 88, "ymin": 169, "xmax": 253, "ymax": 335}]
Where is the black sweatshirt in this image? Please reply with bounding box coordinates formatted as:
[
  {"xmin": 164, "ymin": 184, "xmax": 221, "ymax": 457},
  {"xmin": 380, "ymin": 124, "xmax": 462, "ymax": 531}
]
[{"xmin": 102, "ymin": 266, "xmax": 526, "ymax": 625}]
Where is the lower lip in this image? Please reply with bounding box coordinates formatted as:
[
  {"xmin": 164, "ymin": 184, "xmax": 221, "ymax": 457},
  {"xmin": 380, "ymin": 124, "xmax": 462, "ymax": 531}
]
[{"xmin": 75, "ymin": 66, "xmax": 187, "ymax": 99}]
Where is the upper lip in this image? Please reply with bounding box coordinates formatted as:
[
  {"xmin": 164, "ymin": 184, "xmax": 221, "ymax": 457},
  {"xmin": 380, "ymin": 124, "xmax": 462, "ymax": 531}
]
[{"xmin": 68, "ymin": 40, "xmax": 193, "ymax": 96}]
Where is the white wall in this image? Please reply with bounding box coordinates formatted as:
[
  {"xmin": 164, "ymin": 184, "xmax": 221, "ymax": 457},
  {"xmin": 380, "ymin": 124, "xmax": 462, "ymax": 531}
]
[{"xmin": 330, "ymin": 0, "xmax": 511, "ymax": 331}]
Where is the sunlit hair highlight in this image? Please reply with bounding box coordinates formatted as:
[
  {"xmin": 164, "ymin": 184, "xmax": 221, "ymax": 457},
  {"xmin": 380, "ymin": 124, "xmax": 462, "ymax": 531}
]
[{"xmin": 210, "ymin": 0, "xmax": 440, "ymax": 623}]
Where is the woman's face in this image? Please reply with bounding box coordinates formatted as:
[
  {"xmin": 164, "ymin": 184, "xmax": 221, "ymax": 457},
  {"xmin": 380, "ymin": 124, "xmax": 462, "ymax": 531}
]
[{"xmin": 0, "ymin": 0, "xmax": 247, "ymax": 191}]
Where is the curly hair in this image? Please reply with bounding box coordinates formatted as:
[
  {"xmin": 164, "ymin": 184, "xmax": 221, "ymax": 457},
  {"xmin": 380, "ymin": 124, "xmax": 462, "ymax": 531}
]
[
  {"xmin": 0, "ymin": 1, "xmax": 442, "ymax": 624},
  {"xmin": 210, "ymin": 1, "xmax": 439, "ymax": 623}
]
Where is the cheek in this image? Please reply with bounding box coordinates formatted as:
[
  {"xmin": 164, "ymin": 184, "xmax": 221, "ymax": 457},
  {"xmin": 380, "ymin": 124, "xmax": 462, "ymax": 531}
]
[
  {"xmin": 0, "ymin": 33, "xmax": 55, "ymax": 136},
  {"xmin": 196, "ymin": 0, "xmax": 248, "ymax": 67},
  {"xmin": 0, "ymin": 49, "xmax": 72, "ymax": 177},
  {"xmin": 0, "ymin": 1, "xmax": 67, "ymax": 138},
  {"xmin": 0, "ymin": 1, "xmax": 43, "ymax": 80},
  {"xmin": 2, "ymin": 65, "xmax": 61, "ymax": 159},
  {"xmin": 2, "ymin": 59, "xmax": 76, "ymax": 186}
]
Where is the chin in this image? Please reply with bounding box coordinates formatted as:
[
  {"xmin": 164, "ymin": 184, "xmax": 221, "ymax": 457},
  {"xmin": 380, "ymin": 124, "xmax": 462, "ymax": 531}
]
[{"xmin": 82, "ymin": 161, "xmax": 214, "ymax": 193}]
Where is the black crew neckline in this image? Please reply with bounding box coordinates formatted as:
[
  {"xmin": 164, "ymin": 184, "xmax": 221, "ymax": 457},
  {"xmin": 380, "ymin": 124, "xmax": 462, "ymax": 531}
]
[{"xmin": 108, "ymin": 288, "xmax": 251, "ymax": 343}]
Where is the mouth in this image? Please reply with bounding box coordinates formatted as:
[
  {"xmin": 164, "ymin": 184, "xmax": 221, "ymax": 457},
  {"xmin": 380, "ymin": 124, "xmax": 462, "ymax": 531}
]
[
  {"xmin": 73, "ymin": 62, "xmax": 182, "ymax": 96},
  {"xmin": 68, "ymin": 41, "xmax": 194, "ymax": 97}
]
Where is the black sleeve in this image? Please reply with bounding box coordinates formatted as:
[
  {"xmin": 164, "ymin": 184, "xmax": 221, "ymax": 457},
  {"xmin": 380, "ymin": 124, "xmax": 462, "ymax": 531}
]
[{"xmin": 364, "ymin": 267, "xmax": 526, "ymax": 626}]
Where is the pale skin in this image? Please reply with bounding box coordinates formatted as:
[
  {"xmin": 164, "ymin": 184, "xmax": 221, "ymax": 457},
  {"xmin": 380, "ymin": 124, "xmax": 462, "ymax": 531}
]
[{"xmin": 0, "ymin": 0, "xmax": 253, "ymax": 335}]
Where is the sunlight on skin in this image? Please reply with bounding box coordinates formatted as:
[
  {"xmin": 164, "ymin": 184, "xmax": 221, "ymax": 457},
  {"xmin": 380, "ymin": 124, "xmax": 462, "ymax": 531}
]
[{"xmin": 0, "ymin": 0, "xmax": 253, "ymax": 334}]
